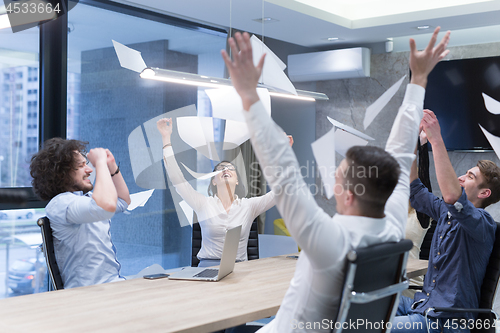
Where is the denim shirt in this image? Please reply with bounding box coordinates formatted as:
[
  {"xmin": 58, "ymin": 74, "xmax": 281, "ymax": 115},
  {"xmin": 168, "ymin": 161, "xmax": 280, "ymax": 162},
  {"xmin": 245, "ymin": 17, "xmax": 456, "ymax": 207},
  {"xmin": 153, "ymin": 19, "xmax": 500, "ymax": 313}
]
[
  {"xmin": 46, "ymin": 191, "xmax": 128, "ymax": 289},
  {"xmin": 410, "ymin": 179, "xmax": 496, "ymax": 320}
]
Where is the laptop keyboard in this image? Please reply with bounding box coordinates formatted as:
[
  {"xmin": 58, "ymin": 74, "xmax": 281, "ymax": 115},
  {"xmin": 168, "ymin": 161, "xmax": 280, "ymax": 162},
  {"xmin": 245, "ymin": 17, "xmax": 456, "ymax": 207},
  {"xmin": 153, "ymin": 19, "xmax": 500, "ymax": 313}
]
[{"xmin": 194, "ymin": 269, "xmax": 219, "ymax": 278}]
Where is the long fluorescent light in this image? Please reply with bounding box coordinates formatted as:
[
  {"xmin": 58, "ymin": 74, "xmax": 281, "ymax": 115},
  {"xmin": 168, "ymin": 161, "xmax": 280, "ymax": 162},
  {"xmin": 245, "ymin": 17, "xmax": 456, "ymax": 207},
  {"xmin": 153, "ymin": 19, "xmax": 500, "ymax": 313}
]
[{"xmin": 140, "ymin": 67, "xmax": 329, "ymax": 101}]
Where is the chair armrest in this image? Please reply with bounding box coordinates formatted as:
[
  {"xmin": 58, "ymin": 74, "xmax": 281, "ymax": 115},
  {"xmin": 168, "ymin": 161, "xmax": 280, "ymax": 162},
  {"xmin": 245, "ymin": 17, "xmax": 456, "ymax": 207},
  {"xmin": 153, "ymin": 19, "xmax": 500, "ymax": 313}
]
[{"xmin": 433, "ymin": 307, "xmax": 497, "ymax": 315}]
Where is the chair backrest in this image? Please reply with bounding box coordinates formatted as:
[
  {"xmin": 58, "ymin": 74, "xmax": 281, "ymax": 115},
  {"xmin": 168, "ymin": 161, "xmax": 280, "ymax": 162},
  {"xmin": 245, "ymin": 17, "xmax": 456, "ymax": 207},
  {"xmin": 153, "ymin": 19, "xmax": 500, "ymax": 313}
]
[
  {"xmin": 37, "ymin": 217, "xmax": 64, "ymax": 290},
  {"xmin": 334, "ymin": 239, "xmax": 413, "ymax": 333},
  {"xmin": 191, "ymin": 217, "xmax": 259, "ymax": 267},
  {"xmin": 472, "ymin": 221, "xmax": 500, "ymax": 333},
  {"xmin": 419, "ymin": 219, "xmax": 437, "ymax": 260}
]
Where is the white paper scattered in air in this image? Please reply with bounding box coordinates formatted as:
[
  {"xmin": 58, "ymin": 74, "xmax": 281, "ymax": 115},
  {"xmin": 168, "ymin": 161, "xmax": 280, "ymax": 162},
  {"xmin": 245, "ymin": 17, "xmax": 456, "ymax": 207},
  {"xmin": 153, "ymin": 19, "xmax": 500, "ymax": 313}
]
[
  {"xmin": 112, "ymin": 40, "xmax": 147, "ymax": 73},
  {"xmin": 206, "ymin": 87, "xmax": 271, "ymax": 123},
  {"xmin": 180, "ymin": 162, "xmax": 222, "ymax": 180},
  {"xmin": 223, "ymin": 120, "xmax": 251, "ymax": 150},
  {"xmin": 177, "ymin": 116, "xmax": 220, "ymax": 161},
  {"xmin": 127, "ymin": 189, "xmax": 155, "ymax": 211},
  {"xmin": 250, "ymin": 35, "xmax": 297, "ymax": 95},
  {"xmin": 311, "ymin": 127, "xmax": 336, "ymax": 199},
  {"xmin": 364, "ymin": 75, "xmax": 406, "ymax": 129},
  {"xmin": 479, "ymin": 124, "xmax": 500, "ymax": 161},
  {"xmin": 335, "ymin": 129, "xmax": 369, "ymax": 157},
  {"xmin": 179, "ymin": 200, "xmax": 194, "ymax": 226},
  {"xmin": 327, "ymin": 116, "xmax": 374, "ymax": 141},
  {"xmin": 482, "ymin": 93, "xmax": 500, "ymax": 115}
]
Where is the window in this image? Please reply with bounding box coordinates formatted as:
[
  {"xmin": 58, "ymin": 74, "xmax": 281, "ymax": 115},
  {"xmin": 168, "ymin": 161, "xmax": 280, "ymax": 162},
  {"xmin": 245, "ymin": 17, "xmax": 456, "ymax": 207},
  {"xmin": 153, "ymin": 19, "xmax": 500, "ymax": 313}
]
[
  {"xmin": 0, "ymin": 26, "xmax": 40, "ymax": 299},
  {"xmin": 68, "ymin": 2, "xmax": 226, "ymax": 275}
]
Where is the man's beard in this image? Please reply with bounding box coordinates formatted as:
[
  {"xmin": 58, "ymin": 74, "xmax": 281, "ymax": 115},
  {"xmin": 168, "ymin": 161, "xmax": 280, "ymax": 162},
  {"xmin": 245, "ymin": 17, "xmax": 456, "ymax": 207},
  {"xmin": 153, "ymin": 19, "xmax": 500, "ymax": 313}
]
[{"xmin": 71, "ymin": 181, "xmax": 93, "ymax": 194}]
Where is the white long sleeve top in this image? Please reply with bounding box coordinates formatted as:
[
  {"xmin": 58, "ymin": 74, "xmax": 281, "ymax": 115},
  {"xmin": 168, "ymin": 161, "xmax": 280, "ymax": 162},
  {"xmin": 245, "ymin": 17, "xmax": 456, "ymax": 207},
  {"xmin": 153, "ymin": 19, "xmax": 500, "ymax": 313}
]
[
  {"xmin": 163, "ymin": 147, "xmax": 275, "ymax": 261},
  {"xmin": 244, "ymin": 84, "xmax": 424, "ymax": 332}
]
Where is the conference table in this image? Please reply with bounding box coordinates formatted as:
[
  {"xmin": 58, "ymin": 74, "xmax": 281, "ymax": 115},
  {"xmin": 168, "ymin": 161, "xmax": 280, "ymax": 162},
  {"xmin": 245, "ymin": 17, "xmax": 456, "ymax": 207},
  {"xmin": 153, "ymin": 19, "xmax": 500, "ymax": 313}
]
[{"xmin": 0, "ymin": 255, "xmax": 428, "ymax": 333}]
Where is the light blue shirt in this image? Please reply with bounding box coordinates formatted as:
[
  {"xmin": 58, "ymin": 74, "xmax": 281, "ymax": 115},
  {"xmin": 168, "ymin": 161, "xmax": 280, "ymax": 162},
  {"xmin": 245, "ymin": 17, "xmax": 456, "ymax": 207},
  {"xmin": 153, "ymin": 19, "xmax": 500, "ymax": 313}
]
[{"xmin": 45, "ymin": 191, "xmax": 128, "ymax": 289}]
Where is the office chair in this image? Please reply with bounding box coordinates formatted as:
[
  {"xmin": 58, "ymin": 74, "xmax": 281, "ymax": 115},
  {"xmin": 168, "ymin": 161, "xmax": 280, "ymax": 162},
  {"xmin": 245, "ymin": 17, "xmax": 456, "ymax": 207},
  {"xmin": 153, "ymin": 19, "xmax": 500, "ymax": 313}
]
[
  {"xmin": 191, "ymin": 217, "xmax": 259, "ymax": 267},
  {"xmin": 425, "ymin": 221, "xmax": 500, "ymax": 333},
  {"xmin": 37, "ymin": 217, "xmax": 64, "ymax": 290},
  {"xmin": 334, "ymin": 239, "xmax": 413, "ymax": 333}
]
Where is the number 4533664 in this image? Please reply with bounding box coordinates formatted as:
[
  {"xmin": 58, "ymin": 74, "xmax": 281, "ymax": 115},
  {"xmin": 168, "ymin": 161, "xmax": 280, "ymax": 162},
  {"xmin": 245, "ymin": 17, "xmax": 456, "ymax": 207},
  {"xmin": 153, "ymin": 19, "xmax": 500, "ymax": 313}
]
[{"xmin": 6, "ymin": 2, "xmax": 61, "ymax": 14}]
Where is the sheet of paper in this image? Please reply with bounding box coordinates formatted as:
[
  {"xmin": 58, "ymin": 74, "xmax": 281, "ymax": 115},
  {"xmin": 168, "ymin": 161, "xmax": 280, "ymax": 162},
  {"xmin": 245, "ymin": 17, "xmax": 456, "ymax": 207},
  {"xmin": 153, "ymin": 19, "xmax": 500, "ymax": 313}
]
[
  {"xmin": 335, "ymin": 129, "xmax": 369, "ymax": 157},
  {"xmin": 250, "ymin": 35, "xmax": 297, "ymax": 95},
  {"xmin": 179, "ymin": 200, "xmax": 194, "ymax": 226},
  {"xmin": 251, "ymin": 35, "xmax": 286, "ymax": 71},
  {"xmin": 479, "ymin": 124, "xmax": 500, "ymax": 161},
  {"xmin": 112, "ymin": 40, "xmax": 147, "ymax": 73},
  {"xmin": 127, "ymin": 189, "xmax": 155, "ymax": 211},
  {"xmin": 483, "ymin": 93, "xmax": 500, "ymax": 115},
  {"xmin": 206, "ymin": 87, "xmax": 271, "ymax": 123},
  {"xmin": 180, "ymin": 162, "xmax": 222, "ymax": 180},
  {"xmin": 327, "ymin": 116, "xmax": 374, "ymax": 141},
  {"xmin": 311, "ymin": 127, "xmax": 336, "ymax": 199},
  {"xmin": 223, "ymin": 120, "xmax": 250, "ymax": 150},
  {"xmin": 177, "ymin": 116, "xmax": 220, "ymax": 161},
  {"xmin": 364, "ymin": 75, "xmax": 406, "ymax": 129}
]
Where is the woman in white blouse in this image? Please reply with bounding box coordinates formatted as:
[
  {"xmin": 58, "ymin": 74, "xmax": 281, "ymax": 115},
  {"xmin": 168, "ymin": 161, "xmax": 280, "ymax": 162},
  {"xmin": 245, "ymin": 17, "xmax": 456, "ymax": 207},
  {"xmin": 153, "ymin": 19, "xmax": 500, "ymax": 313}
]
[{"xmin": 157, "ymin": 118, "xmax": 282, "ymax": 267}]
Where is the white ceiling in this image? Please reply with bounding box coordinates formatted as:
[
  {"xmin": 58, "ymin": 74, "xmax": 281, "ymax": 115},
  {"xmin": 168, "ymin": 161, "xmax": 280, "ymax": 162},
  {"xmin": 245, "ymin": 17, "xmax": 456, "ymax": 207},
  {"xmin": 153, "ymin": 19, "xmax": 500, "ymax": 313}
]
[{"xmin": 111, "ymin": 0, "xmax": 500, "ymax": 51}]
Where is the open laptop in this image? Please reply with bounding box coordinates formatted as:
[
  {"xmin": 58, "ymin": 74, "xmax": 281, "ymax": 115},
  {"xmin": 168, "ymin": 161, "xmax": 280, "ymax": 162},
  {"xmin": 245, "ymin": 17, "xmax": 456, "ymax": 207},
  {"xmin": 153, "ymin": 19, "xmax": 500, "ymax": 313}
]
[{"xmin": 168, "ymin": 225, "xmax": 241, "ymax": 281}]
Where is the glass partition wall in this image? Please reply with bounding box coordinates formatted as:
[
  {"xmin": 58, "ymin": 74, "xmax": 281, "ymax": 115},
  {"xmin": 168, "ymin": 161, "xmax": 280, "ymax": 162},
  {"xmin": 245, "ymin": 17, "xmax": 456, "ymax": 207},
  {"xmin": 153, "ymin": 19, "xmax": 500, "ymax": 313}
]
[{"xmin": 0, "ymin": 0, "xmax": 228, "ymax": 298}]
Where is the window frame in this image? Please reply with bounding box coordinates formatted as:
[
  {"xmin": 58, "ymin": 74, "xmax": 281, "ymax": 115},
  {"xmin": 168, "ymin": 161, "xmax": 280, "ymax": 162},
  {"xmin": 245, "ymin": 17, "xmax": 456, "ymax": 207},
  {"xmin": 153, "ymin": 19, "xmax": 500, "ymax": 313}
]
[{"xmin": 0, "ymin": 0, "xmax": 227, "ymax": 210}]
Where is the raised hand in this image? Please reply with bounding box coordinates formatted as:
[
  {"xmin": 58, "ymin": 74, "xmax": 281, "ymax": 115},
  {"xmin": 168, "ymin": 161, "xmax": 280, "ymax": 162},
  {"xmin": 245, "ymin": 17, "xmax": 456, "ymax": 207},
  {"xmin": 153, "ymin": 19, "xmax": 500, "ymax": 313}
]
[
  {"xmin": 221, "ymin": 32, "xmax": 265, "ymax": 111},
  {"xmin": 421, "ymin": 109, "xmax": 442, "ymax": 144},
  {"xmin": 409, "ymin": 27, "xmax": 451, "ymax": 88},
  {"xmin": 87, "ymin": 148, "xmax": 108, "ymax": 167},
  {"xmin": 157, "ymin": 118, "xmax": 173, "ymax": 138}
]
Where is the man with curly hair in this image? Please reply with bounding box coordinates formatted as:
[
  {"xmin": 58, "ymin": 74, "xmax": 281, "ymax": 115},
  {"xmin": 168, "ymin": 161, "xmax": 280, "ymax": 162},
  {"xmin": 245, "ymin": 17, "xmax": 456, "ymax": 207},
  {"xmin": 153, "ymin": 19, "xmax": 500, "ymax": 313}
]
[{"xmin": 30, "ymin": 138, "xmax": 131, "ymax": 289}]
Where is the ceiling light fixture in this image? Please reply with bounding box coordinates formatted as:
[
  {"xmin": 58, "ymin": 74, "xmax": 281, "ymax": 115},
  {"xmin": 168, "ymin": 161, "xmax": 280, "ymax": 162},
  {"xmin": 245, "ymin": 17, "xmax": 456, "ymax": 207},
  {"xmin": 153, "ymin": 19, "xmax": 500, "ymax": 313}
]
[
  {"xmin": 0, "ymin": 14, "xmax": 10, "ymax": 30},
  {"xmin": 140, "ymin": 67, "xmax": 329, "ymax": 101},
  {"xmin": 416, "ymin": 25, "xmax": 431, "ymax": 30},
  {"xmin": 327, "ymin": 37, "xmax": 339, "ymax": 41},
  {"xmin": 252, "ymin": 17, "xmax": 279, "ymax": 24}
]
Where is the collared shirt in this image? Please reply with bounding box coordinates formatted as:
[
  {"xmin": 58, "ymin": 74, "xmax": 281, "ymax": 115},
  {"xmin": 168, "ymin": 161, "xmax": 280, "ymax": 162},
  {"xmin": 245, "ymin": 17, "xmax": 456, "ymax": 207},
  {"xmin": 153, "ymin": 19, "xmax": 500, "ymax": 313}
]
[
  {"xmin": 244, "ymin": 84, "xmax": 424, "ymax": 333},
  {"xmin": 46, "ymin": 191, "xmax": 128, "ymax": 289},
  {"xmin": 410, "ymin": 179, "xmax": 496, "ymax": 320},
  {"xmin": 163, "ymin": 147, "xmax": 275, "ymax": 261}
]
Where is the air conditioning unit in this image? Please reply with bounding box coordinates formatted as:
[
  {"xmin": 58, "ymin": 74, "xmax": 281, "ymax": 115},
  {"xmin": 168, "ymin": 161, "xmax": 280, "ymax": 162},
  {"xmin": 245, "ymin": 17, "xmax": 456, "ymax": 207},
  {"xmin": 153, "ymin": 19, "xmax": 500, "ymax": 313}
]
[{"xmin": 287, "ymin": 47, "xmax": 370, "ymax": 82}]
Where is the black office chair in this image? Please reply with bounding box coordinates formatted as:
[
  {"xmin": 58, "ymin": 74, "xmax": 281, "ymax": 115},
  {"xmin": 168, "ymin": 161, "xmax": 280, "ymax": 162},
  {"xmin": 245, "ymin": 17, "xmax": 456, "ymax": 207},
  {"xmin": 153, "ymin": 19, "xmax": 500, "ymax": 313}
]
[
  {"xmin": 427, "ymin": 221, "xmax": 500, "ymax": 333},
  {"xmin": 191, "ymin": 217, "xmax": 259, "ymax": 267},
  {"xmin": 334, "ymin": 239, "xmax": 413, "ymax": 333},
  {"xmin": 37, "ymin": 217, "xmax": 64, "ymax": 290}
]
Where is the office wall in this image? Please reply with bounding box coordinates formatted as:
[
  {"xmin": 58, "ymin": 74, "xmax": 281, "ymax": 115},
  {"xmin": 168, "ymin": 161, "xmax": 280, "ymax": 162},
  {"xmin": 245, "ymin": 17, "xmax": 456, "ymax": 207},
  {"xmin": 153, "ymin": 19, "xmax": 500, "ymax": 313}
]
[{"xmin": 315, "ymin": 41, "xmax": 500, "ymax": 220}]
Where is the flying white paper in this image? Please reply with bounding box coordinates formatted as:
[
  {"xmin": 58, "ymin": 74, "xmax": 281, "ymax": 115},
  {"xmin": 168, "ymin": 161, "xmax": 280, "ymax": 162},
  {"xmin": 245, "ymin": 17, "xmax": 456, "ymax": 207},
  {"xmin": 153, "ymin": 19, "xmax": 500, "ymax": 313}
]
[
  {"xmin": 112, "ymin": 40, "xmax": 147, "ymax": 73},
  {"xmin": 177, "ymin": 116, "xmax": 220, "ymax": 161},
  {"xmin": 206, "ymin": 87, "xmax": 271, "ymax": 123},
  {"xmin": 335, "ymin": 129, "xmax": 369, "ymax": 157},
  {"xmin": 327, "ymin": 116, "xmax": 374, "ymax": 141},
  {"xmin": 364, "ymin": 75, "xmax": 406, "ymax": 129},
  {"xmin": 479, "ymin": 124, "xmax": 500, "ymax": 161},
  {"xmin": 127, "ymin": 189, "xmax": 155, "ymax": 211},
  {"xmin": 250, "ymin": 35, "xmax": 297, "ymax": 95},
  {"xmin": 179, "ymin": 200, "xmax": 194, "ymax": 226},
  {"xmin": 482, "ymin": 93, "xmax": 500, "ymax": 115},
  {"xmin": 223, "ymin": 120, "xmax": 250, "ymax": 150},
  {"xmin": 311, "ymin": 127, "xmax": 336, "ymax": 199},
  {"xmin": 180, "ymin": 162, "xmax": 222, "ymax": 180}
]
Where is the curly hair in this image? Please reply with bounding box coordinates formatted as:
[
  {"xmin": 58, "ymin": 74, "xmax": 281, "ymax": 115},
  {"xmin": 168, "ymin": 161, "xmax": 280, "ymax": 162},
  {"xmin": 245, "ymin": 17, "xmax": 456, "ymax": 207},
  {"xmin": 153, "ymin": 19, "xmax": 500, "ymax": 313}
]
[{"xmin": 30, "ymin": 138, "xmax": 88, "ymax": 201}]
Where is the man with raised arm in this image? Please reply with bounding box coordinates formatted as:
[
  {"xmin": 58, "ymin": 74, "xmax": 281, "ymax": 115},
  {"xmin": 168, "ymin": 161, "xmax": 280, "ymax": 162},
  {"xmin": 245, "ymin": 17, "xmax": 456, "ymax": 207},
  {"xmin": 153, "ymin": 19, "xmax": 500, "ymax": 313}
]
[
  {"xmin": 221, "ymin": 28, "xmax": 449, "ymax": 332},
  {"xmin": 392, "ymin": 109, "xmax": 500, "ymax": 332},
  {"xmin": 30, "ymin": 138, "xmax": 131, "ymax": 289}
]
